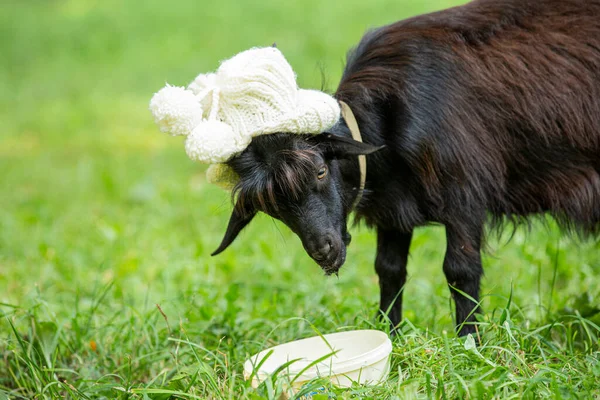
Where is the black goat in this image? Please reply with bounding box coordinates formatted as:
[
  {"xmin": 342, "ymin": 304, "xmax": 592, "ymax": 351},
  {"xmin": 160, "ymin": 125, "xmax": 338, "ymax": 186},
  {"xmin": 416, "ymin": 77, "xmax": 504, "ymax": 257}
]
[{"xmin": 213, "ymin": 0, "xmax": 600, "ymax": 335}]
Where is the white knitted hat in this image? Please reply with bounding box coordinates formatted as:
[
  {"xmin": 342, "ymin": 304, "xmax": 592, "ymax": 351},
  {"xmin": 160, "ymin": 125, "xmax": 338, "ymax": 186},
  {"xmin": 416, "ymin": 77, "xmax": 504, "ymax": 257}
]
[{"xmin": 149, "ymin": 47, "xmax": 341, "ymax": 187}]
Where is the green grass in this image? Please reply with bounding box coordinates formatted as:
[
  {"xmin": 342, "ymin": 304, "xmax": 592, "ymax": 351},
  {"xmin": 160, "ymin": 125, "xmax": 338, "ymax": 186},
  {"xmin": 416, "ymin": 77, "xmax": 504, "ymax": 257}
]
[{"xmin": 1, "ymin": 0, "xmax": 599, "ymax": 398}]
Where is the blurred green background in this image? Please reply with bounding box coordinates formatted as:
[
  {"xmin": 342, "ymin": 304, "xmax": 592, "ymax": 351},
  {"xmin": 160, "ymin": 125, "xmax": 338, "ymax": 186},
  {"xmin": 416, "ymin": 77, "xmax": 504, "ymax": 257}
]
[{"xmin": 1, "ymin": 0, "xmax": 599, "ymax": 398}]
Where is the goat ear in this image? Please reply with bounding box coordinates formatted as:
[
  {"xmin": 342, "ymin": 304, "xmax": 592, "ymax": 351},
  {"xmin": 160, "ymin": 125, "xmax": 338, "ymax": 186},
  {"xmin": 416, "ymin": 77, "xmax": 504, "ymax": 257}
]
[
  {"xmin": 211, "ymin": 201, "xmax": 256, "ymax": 256},
  {"xmin": 313, "ymin": 133, "xmax": 384, "ymax": 157}
]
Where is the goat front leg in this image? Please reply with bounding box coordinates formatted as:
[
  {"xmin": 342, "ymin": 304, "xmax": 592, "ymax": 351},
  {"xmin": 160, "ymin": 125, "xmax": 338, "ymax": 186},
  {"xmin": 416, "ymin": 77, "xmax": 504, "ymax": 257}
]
[
  {"xmin": 375, "ymin": 228, "xmax": 412, "ymax": 330},
  {"xmin": 443, "ymin": 223, "xmax": 484, "ymax": 336}
]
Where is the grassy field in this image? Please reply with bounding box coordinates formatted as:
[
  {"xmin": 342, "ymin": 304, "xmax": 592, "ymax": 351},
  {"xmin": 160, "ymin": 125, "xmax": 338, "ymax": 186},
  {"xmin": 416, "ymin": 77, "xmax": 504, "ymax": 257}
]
[{"xmin": 1, "ymin": 0, "xmax": 599, "ymax": 398}]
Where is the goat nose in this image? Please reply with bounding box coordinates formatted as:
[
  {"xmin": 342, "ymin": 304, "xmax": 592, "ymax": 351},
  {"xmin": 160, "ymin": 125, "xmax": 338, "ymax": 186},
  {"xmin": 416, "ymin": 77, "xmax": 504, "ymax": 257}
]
[{"xmin": 311, "ymin": 240, "xmax": 332, "ymax": 261}]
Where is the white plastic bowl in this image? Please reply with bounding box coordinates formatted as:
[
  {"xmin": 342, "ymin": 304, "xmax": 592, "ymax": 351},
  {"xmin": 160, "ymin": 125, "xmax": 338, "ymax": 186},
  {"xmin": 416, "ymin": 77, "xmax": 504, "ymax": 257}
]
[{"xmin": 244, "ymin": 330, "xmax": 392, "ymax": 394}]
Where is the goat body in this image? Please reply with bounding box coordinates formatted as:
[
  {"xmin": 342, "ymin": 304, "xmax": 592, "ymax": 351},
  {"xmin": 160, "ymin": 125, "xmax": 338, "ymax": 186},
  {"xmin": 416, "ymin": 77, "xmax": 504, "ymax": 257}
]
[
  {"xmin": 218, "ymin": 0, "xmax": 600, "ymax": 335},
  {"xmin": 336, "ymin": 0, "xmax": 600, "ymax": 334}
]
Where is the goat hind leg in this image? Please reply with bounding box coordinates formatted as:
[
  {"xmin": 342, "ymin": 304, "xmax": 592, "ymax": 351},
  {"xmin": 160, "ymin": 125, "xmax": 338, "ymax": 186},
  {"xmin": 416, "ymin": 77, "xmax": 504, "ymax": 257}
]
[{"xmin": 443, "ymin": 223, "xmax": 484, "ymax": 336}]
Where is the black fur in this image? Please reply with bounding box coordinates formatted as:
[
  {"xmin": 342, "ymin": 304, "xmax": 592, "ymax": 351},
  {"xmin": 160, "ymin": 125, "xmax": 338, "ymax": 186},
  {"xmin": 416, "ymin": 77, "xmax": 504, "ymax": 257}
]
[{"xmin": 215, "ymin": 0, "xmax": 600, "ymax": 335}]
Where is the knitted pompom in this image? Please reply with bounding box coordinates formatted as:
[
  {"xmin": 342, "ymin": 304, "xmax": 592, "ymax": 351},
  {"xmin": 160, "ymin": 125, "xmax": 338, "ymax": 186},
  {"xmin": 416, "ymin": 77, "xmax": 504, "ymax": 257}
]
[
  {"xmin": 185, "ymin": 120, "xmax": 250, "ymax": 164},
  {"xmin": 206, "ymin": 163, "xmax": 239, "ymax": 190},
  {"xmin": 188, "ymin": 73, "xmax": 218, "ymax": 95},
  {"xmin": 187, "ymin": 73, "xmax": 219, "ymax": 113},
  {"xmin": 149, "ymin": 85, "xmax": 203, "ymax": 136}
]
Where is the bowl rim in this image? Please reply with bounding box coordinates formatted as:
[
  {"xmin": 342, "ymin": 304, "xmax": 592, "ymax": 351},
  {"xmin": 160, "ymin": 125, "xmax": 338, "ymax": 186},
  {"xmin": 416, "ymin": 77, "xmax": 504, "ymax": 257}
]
[{"xmin": 244, "ymin": 329, "xmax": 392, "ymax": 382}]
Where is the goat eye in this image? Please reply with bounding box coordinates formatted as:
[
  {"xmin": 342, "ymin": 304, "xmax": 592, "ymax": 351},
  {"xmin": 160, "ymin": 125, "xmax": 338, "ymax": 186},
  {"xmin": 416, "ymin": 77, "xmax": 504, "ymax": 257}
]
[{"xmin": 317, "ymin": 166, "xmax": 328, "ymax": 180}]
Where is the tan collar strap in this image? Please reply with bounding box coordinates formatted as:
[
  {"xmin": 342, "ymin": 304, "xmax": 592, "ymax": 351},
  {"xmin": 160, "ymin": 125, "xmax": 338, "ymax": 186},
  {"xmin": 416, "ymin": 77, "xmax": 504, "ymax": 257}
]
[{"xmin": 339, "ymin": 101, "xmax": 366, "ymax": 211}]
